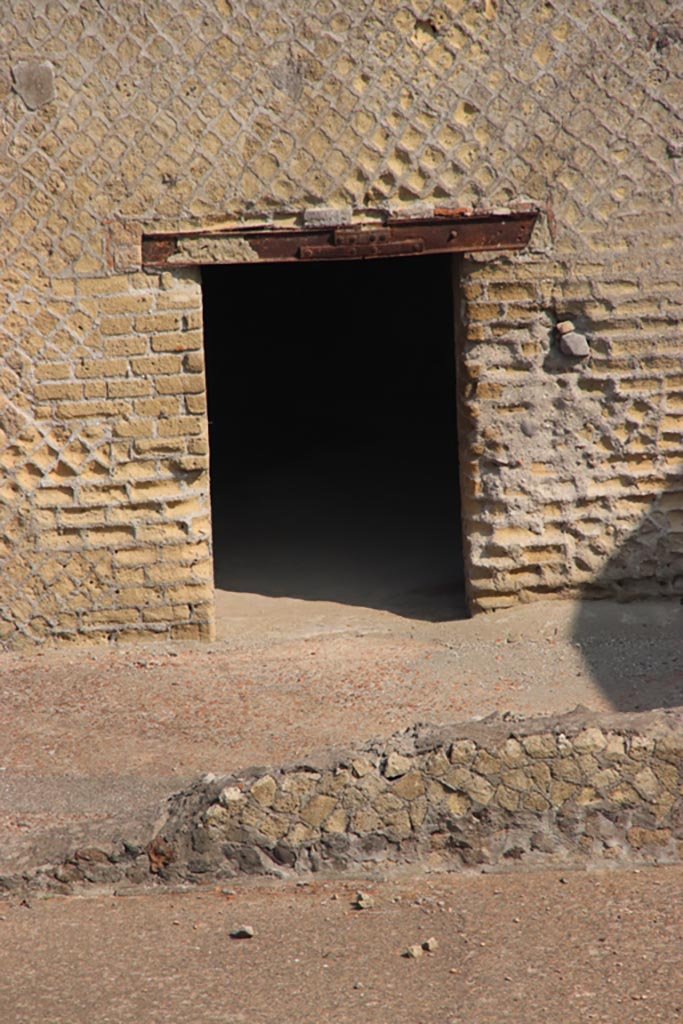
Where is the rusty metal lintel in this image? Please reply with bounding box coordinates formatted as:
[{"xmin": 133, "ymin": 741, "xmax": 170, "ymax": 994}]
[
  {"xmin": 299, "ymin": 239, "xmax": 423, "ymax": 260},
  {"xmin": 141, "ymin": 210, "xmax": 538, "ymax": 268},
  {"xmin": 333, "ymin": 227, "xmax": 392, "ymax": 245}
]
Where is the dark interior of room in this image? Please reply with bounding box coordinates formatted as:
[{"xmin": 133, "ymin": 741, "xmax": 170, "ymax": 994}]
[{"xmin": 202, "ymin": 253, "xmax": 466, "ymax": 621}]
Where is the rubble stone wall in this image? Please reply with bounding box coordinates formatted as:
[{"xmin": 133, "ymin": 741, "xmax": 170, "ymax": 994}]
[
  {"xmin": 162, "ymin": 709, "xmax": 683, "ymax": 881},
  {"xmin": 1, "ymin": 1, "xmax": 681, "ymax": 642},
  {"xmin": 19, "ymin": 708, "xmax": 683, "ymax": 891}
]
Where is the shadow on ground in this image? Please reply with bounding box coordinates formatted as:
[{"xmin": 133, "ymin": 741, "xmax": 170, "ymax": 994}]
[{"xmin": 572, "ymin": 473, "xmax": 683, "ymax": 711}]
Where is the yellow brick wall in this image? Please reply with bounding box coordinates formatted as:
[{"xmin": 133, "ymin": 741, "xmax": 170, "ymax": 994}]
[
  {"xmin": 456, "ymin": 239, "xmax": 683, "ymax": 611},
  {"xmin": 0, "ymin": 0, "xmax": 681, "ymax": 641},
  {"xmin": 0, "ymin": 265, "xmax": 214, "ymax": 644}
]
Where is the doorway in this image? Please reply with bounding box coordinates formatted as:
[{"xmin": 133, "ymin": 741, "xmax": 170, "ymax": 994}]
[{"xmin": 201, "ymin": 254, "xmax": 466, "ymax": 622}]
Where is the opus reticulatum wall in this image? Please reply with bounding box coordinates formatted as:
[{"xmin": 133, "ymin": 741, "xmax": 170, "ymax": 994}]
[{"xmin": 0, "ymin": 1, "xmax": 681, "ymax": 643}]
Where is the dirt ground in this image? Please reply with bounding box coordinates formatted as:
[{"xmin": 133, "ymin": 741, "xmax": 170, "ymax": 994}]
[
  {"xmin": 2, "ymin": 594, "xmax": 682, "ymax": 1023},
  {"xmin": 2, "ymin": 865, "xmax": 682, "ymax": 1023},
  {"xmin": 1, "ymin": 594, "xmax": 682, "ymax": 874}
]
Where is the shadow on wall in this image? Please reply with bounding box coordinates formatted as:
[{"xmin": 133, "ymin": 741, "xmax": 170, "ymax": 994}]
[{"xmin": 571, "ymin": 472, "xmax": 683, "ymax": 712}]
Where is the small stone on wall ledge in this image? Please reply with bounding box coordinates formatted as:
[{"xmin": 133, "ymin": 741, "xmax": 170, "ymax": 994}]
[
  {"xmin": 560, "ymin": 330, "xmax": 590, "ymax": 358},
  {"xmin": 303, "ymin": 206, "xmax": 353, "ymax": 227}
]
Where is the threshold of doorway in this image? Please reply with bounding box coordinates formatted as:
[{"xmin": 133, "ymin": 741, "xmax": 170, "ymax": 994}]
[{"xmin": 212, "ymin": 585, "xmax": 470, "ymax": 644}]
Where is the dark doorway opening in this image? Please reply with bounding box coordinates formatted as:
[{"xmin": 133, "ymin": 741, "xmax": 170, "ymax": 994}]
[{"xmin": 202, "ymin": 254, "xmax": 466, "ymax": 621}]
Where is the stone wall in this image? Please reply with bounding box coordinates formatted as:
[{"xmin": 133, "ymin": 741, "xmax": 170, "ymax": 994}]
[
  {"xmin": 456, "ymin": 244, "xmax": 683, "ymax": 612},
  {"xmin": 0, "ymin": 266, "xmax": 214, "ymax": 644},
  {"xmin": 161, "ymin": 708, "xmax": 683, "ymax": 881},
  {"xmin": 14, "ymin": 708, "xmax": 683, "ymax": 892},
  {"xmin": 1, "ymin": 1, "xmax": 681, "ymax": 642}
]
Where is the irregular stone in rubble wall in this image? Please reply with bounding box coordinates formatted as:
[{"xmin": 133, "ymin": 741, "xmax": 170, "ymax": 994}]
[{"xmin": 249, "ymin": 775, "xmax": 278, "ymax": 808}]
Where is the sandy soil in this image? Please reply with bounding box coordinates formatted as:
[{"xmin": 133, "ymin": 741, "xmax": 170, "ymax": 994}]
[{"xmin": 2, "ymin": 865, "xmax": 682, "ymax": 1023}]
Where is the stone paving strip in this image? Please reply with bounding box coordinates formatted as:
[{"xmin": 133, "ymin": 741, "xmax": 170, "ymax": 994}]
[{"xmin": 3, "ymin": 706, "xmax": 681, "ymax": 895}]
